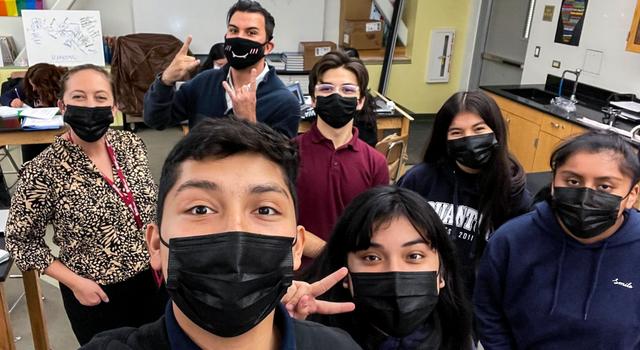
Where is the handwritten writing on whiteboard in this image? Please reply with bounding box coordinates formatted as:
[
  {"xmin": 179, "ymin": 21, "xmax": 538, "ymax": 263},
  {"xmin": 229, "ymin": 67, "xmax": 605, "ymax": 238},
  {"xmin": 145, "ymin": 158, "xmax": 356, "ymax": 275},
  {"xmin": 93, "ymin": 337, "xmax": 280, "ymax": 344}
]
[{"xmin": 22, "ymin": 10, "xmax": 105, "ymax": 67}]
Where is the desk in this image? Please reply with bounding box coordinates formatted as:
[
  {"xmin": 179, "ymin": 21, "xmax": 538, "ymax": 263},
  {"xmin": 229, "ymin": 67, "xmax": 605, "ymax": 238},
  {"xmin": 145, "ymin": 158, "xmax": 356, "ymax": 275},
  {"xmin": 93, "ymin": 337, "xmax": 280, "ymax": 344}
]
[
  {"xmin": 0, "ymin": 127, "xmax": 67, "ymax": 147},
  {"xmin": 0, "ymin": 236, "xmax": 15, "ymax": 350}
]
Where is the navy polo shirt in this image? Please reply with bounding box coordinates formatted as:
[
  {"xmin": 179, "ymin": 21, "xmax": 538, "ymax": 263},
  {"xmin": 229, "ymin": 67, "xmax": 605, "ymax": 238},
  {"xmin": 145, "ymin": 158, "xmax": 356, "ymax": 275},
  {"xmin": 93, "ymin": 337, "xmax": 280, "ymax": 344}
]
[{"xmin": 165, "ymin": 302, "xmax": 296, "ymax": 349}]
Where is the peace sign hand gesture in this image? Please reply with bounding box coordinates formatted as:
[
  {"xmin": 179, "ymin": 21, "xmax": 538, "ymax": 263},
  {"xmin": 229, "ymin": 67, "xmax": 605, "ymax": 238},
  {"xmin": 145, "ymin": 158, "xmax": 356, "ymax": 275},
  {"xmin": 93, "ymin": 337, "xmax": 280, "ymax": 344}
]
[
  {"xmin": 222, "ymin": 68, "xmax": 258, "ymax": 123},
  {"xmin": 161, "ymin": 35, "xmax": 201, "ymax": 86},
  {"xmin": 281, "ymin": 267, "xmax": 356, "ymax": 320}
]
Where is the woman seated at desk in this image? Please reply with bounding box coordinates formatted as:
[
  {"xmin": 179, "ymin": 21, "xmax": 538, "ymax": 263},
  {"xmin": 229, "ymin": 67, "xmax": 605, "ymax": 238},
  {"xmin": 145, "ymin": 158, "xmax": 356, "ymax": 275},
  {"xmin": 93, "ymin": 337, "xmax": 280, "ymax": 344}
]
[
  {"xmin": 5, "ymin": 64, "xmax": 167, "ymax": 345},
  {"xmin": 1, "ymin": 63, "xmax": 67, "ymax": 161}
]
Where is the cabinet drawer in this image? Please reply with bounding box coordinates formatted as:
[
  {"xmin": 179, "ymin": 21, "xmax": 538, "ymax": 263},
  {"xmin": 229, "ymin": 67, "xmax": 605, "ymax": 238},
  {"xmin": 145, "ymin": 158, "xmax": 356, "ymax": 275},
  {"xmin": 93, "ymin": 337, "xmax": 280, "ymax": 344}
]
[{"xmin": 541, "ymin": 116, "xmax": 574, "ymax": 139}]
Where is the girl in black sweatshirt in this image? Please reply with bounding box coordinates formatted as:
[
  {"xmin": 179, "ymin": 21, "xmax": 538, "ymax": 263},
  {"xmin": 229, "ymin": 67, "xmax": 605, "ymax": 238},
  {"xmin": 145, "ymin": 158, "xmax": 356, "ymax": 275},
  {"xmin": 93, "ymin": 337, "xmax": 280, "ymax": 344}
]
[{"xmin": 397, "ymin": 91, "xmax": 531, "ymax": 297}]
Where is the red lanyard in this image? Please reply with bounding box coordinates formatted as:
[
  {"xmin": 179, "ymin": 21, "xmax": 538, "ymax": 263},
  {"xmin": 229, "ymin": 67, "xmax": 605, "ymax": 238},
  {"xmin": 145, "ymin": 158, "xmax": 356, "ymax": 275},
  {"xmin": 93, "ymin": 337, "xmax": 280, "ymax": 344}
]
[{"xmin": 103, "ymin": 141, "xmax": 143, "ymax": 230}]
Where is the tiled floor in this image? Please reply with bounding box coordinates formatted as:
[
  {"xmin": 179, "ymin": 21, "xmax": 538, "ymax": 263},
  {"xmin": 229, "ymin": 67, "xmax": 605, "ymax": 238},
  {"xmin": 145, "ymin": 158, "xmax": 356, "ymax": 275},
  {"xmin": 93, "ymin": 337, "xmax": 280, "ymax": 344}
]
[{"xmin": 2, "ymin": 117, "xmax": 434, "ymax": 349}]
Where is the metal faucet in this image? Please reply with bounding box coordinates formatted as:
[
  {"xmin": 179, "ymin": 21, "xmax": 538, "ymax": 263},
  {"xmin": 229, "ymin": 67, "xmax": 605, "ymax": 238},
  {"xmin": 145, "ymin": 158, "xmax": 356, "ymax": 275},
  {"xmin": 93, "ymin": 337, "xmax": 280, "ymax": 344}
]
[
  {"xmin": 561, "ymin": 68, "xmax": 582, "ymax": 103},
  {"xmin": 602, "ymin": 107, "xmax": 622, "ymax": 127}
]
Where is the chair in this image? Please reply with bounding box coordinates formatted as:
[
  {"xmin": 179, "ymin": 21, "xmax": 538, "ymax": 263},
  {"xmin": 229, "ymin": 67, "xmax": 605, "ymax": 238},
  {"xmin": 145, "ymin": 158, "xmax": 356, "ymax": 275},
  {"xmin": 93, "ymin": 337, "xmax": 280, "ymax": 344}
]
[{"xmin": 375, "ymin": 133, "xmax": 409, "ymax": 184}]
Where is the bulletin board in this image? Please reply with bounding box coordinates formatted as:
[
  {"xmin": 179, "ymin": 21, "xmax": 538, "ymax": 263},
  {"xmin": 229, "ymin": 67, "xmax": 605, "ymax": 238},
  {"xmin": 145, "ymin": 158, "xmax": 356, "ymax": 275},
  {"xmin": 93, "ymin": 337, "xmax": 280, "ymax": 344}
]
[{"xmin": 21, "ymin": 10, "xmax": 105, "ymax": 66}]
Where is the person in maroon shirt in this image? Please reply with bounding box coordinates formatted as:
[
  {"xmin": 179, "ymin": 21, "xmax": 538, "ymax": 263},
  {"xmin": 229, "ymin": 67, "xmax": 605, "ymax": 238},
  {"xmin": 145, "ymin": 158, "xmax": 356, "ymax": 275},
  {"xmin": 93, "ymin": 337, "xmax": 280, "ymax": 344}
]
[{"xmin": 296, "ymin": 51, "xmax": 389, "ymax": 260}]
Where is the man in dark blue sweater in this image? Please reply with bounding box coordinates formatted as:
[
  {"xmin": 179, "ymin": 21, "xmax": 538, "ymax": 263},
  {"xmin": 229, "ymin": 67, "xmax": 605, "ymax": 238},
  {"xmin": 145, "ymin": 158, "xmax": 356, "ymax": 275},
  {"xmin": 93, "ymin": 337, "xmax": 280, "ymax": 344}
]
[{"xmin": 143, "ymin": 0, "xmax": 300, "ymax": 138}]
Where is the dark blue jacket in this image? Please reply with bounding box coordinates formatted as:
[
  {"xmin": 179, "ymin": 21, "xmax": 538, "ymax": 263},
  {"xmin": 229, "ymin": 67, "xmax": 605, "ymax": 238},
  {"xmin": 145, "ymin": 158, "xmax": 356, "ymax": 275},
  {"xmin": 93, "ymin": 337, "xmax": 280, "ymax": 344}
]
[
  {"xmin": 474, "ymin": 201, "xmax": 640, "ymax": 349},
  {"xmin": 81, "ymin": 302, "xmax": 361, "ymax": 349},
  {"xmin": 143, "ymin": 65, "xmax": 300, "ymax": 138}
]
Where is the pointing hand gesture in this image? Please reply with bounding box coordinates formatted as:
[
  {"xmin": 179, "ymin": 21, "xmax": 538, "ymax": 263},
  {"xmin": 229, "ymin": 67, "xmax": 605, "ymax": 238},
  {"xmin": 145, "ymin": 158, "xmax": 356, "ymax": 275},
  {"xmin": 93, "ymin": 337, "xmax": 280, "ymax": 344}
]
[
  {"xmin": 222, "ymin": 67, "xmax": 258, "ymax": 123},
  {"xmin": 161, "ymin": 35, "xmax": 201, "ymax": 86}
]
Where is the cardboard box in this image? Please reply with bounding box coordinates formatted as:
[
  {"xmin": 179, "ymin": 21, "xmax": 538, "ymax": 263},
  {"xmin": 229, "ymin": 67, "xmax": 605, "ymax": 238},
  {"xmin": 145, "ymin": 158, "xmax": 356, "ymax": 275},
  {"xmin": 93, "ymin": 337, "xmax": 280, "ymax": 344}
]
[
  {"xmin": 342, "ymin": 20, "xmax": 384, "ymax": 50},
  {"xmin": 342, "ymin": 0, "xmax": 374, "ymax": 20},
  {"xmin": 299, "ymin": 41, "xmax": 337, "ymax": 71}
]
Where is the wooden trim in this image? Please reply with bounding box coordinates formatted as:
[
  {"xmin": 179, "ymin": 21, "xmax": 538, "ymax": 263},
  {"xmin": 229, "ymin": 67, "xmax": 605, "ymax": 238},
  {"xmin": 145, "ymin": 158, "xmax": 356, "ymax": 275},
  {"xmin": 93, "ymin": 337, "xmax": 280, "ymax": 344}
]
[
  {"xmin": 23, "ymin": 270, "xmax": 50, "ymax": 350},
  {"xmin": 626, "ymin": 0, "xmax": 640, "ymax": 53}
]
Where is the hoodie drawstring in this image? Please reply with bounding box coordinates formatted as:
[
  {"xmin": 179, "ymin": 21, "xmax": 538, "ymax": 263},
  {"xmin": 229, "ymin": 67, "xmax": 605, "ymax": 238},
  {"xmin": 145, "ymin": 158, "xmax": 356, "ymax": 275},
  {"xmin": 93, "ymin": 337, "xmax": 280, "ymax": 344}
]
[
  {"xmin": 451, "ymin": 169, "xmax": 460, "ymax": 241},
  {"xmin": 583, "ymin": 241, "xmax": 608, "ymax": 320},
  {"xmin": 549, "ymin": 237, "xmax": 566, "ymax": 316}
]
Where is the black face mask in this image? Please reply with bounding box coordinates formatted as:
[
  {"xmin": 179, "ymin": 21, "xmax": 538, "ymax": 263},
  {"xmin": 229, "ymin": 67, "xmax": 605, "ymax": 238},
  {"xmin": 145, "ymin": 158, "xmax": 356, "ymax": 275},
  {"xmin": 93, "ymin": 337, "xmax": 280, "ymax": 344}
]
[
  {"xmin": 552, "ymin": 187, "xmax": 623, "ymax": 239},
  {"xmin": 350, "ymin": 271, "xmax": 439, "ymax": 338},
  {"xmin": 224, "ymin": 36, "xmax": 267, "ymax": 69},
  {"xmin": 63, "ymin": 105, "xmax": 113, "ymax": 143},
  {"xmin": 160, "ymin": 231, "xmax": 294, "ymax": 337},
  {"xmin": 315, "ymin": 93, "xmax": 358, "ymax": 129},
  {"xmin": 447, "ymin": 133, "xmax": 498, "ymax": 169}
]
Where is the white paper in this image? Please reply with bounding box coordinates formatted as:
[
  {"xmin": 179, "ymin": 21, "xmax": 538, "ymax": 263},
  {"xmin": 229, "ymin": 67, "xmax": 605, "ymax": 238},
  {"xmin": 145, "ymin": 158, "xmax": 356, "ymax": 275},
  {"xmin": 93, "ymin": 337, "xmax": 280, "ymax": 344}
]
[
  {"xmin": 22, "ymin": 115, "xmax": 64, "ymax": 130},
  {"xmin": 0, "ymin": 209, "xmax": 8, "ymax": 232},
  {"xmin": 0, "ymin": 106, "xmax": 21, "ymax": 118},
  {"xmin": 610, "ymin": 101, "xmax": 640, "ymax": 113},
  {"xmin": 0, "ymin": 250, "xmax": 9, "ymax": 264},
  {"xmin": 19, "ymin": 107, "xmax": 59, "ymax": 120},
  {"xmin": 22, "ymin": 10, "xmax": 105, "ymax": 66}
]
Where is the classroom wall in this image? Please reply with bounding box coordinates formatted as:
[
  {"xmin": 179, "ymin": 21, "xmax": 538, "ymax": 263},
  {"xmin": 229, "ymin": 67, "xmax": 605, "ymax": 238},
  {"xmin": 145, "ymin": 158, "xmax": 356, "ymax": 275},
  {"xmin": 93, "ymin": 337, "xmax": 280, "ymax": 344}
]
[
  {"xmin": 521, "ymin": 0, "xmax": 640, "ymax": 97},
  {"xmin": 365, "ymin": 0, "xmax": 475, "ymax": 115}
]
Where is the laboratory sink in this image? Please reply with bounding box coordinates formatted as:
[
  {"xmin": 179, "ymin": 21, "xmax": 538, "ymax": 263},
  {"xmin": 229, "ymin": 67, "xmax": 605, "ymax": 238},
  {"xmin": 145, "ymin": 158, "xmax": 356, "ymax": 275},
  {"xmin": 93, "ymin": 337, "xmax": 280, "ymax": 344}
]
[{"xmin": 503, "ymin": 88, "xmax": 558, "ymax": 105}]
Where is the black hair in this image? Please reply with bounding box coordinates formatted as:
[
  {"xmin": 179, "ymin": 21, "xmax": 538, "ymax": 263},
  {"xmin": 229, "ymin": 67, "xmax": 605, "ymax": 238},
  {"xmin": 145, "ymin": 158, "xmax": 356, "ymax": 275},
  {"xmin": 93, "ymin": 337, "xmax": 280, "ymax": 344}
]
[
  {"xmin": 198, "ymin": 43, "xmax": 225, "ymax": 73},
  {"xmin": 422, "ymin": 91, "xmax": 527, "ymax": 244},
  {"xmin": 551, "ymin": 130, "xmax": 640, "ymax": 185},
  {"xmin": 304, "ymin": 186, "xmax": 472, "ymax": 350},
  {"xmin": 227, "ymin": 0, "xmax": 275, "ymax": 41},
  {"xmin": 156, "ymin": 117, "xmax": 299, "ymax": 225},
  {"xmin": 308, "ymin": 50, "xmax": 369, "ymax": 101}
]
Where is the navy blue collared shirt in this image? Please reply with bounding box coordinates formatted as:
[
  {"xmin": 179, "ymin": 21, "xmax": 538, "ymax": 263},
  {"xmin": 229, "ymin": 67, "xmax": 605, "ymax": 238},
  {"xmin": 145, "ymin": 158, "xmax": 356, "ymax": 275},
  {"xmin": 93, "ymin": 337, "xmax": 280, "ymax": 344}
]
[{"xmin": 164, "ymin": 302, "xmax": 296, "ymax": 349}]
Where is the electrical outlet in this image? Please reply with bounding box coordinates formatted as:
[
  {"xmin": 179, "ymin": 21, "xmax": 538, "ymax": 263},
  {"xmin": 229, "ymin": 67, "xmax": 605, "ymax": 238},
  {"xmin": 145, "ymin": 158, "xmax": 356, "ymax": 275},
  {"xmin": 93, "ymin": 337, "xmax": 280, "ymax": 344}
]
[
  {"xmin": 534, "ymin": 46, "xmax": 541, "ymax": 58},
  {"xmin": 552, "ymin": 60, "xmax": 561, "ymax": 68}
]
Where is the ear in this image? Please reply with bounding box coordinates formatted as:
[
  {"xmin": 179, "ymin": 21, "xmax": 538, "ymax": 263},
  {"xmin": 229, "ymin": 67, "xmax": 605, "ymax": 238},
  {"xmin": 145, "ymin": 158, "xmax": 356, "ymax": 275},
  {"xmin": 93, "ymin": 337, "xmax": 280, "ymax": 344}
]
[
  {"xmin": 292, "ymin": 225, "xmax": 306, "ymax": 271},
  {"xmin": 625, "ymin": 183, "xmax": 640, "ymax": 209},
  {"xmin": 356, "ymin": 94, "xmax": 366, "ymax": 111},
  {"xmin": 57, "ymin": 100, "xmax": 65, "ymax": 115},
  {"xmin": 438, "ymin": 273, "xmax": 446, "ymax": 291},
  {"xmin": 146, "ymin": 223, "xmax": 164, "ymax": 274},
  {"xmin": 264, "ymin": 41, "xmax": 275, "ymax": 55}
]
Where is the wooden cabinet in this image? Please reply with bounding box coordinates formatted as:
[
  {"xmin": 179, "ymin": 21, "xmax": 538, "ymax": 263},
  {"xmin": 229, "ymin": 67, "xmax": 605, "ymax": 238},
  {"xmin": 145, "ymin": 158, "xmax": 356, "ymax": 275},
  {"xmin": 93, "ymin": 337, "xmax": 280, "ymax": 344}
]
[
  {"xmin": 627, "ymin": 0, "xmax": 640, "ymax": 53},
  {"xmin": 504, "ymin": 111, "xmax": 540, "ymax": 170},
  {"xmin": 487, "ymin": 92, "xmax": 587, "ymax": 172},
  {"xmin": 531, "ymin": 131, "xmax": 563, "ymax": 172}
]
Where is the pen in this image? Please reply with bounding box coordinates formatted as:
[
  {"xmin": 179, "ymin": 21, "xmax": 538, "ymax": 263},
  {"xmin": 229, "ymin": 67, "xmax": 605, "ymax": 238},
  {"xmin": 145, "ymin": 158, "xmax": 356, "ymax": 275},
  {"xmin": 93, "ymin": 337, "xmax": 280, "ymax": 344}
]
[{"xmin": 14, "ymin": 88, "xmax": 21, "ymax": 100}]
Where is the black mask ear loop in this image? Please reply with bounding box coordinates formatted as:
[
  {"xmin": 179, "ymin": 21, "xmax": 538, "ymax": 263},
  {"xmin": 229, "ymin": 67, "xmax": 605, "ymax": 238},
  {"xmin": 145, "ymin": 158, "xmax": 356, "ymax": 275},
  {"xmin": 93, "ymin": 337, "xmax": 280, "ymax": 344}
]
[{"xmin": 158, "ymin": 230, "xmax": 170, "ymax": 248}]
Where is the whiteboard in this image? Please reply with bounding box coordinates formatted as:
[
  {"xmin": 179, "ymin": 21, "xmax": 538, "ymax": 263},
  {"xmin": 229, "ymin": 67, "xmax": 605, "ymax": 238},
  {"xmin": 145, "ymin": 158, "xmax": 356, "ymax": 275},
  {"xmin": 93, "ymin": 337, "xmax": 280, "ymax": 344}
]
[
  {"xmin": 132, "ymin": 0, "xmax": 326, "ymax": 54},
  {"xmin": 21, "ymin": 10, "xmax": 105, "ymax": 66}
]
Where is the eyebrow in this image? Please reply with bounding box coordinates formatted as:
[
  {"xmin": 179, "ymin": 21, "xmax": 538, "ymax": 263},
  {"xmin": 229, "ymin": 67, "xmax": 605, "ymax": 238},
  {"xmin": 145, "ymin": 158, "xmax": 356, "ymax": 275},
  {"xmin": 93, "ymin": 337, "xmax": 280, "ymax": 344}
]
[
  {"xmin": 449, "ymin": 122, "xmax": 486, "ymax": 131},
  {"xmin": 228, "ymin": 24, "xmax": 260, "ymax": 32},
  {"xmin": 558, "ymin": 171, "xmax": 623, "ymax": 182},
  {"xmin": 69, "ymin": 90, "xmax": 109, "ymax": 95},
  {"xmin": 176, "ymin": 180, "xmax": 220, "ymax": 193},
  {"xmin": 250, "ymin": 183, "xmax": 290, "ymax": 199},
  {"xmin": 402, "ymin": 239, "xmax": 429, "ymax": 247},
  {"xmin": 367, "ymin": 239, "xmax": 428, "ymax": 249}
]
